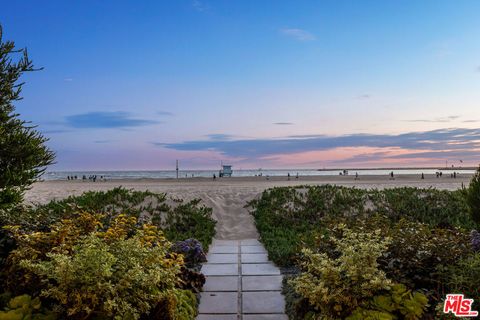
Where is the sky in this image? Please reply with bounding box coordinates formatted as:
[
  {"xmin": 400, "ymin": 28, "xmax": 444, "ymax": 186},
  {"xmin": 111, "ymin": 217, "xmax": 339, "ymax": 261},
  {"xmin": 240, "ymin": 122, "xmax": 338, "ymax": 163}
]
[{"xmin": 1, "ymin": 0, "xmax": 480, "ymax": 170}]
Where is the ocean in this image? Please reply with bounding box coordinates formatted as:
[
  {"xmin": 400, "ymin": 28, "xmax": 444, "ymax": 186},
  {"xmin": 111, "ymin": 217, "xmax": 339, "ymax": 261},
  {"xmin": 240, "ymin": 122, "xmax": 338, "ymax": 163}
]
[{"xmin": 42, "ymin": 168, "xmax": 476, "ymax": 181}]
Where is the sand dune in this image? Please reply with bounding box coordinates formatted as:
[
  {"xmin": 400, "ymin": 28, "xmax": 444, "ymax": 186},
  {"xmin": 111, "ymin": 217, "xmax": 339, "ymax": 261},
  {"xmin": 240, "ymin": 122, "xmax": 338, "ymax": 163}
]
[{"xmin": 25, "ymin": 174, "xmax": 472, "ymax": 239}]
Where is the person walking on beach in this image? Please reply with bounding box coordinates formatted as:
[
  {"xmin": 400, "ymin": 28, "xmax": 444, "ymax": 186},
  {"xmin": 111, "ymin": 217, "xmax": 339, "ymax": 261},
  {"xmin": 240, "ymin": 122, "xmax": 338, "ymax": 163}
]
[
  {"xmin": 213, "ymin": 174, "xmax": 216, "ymax": 180},
  {"xmin": 288, "ymin": 173, "xmax": 290, "ymax": 180},
  {"xmin": 355, "ymin": 172, "xmax": 359, "ymax": 180},
  {"xmin": 390, "ymin": 171, "xmax": 395, "ymax": 180},
  {"xmin": 421, "ymin": 173, "xmax": 424, "ymax": 179},
  {"xmin": 296, "ymin": 172, "xmax": 299, "ymax": 179}
]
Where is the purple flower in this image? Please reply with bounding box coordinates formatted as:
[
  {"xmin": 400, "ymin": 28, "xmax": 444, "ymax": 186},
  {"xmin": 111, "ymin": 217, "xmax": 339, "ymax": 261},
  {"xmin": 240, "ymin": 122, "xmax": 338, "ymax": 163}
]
[{"xmin": 171, "ymin": 238, "xmax": 207, "ymax": 267}]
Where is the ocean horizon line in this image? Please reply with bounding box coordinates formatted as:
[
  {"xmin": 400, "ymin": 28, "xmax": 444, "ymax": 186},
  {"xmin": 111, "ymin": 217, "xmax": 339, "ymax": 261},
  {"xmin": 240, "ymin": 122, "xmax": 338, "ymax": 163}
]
[{"xmin": 42, "ymin": 167, "xmax": 477, "ymax": 181}]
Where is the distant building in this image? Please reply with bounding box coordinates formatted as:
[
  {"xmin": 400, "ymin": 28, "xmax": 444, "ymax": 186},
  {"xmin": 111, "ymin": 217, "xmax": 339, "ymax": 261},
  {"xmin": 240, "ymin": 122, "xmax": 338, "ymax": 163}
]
[{"xmin": 219, "ymin": 165, "xmax": 233, "ymax": 177}]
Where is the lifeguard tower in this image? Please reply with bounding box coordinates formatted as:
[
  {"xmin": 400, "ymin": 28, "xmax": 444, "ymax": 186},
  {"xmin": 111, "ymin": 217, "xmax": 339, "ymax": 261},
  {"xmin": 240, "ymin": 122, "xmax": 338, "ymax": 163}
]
[{"xmin": 219, "ymin": 165, "xmax": 233, "ymax": 177}]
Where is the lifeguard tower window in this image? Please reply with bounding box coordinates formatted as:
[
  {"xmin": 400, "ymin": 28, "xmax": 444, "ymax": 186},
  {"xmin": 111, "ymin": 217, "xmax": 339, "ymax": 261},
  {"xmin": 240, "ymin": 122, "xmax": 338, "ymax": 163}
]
[{"xmin": 219, "ymin": 165, "xmax": 233, "ymax": 177}]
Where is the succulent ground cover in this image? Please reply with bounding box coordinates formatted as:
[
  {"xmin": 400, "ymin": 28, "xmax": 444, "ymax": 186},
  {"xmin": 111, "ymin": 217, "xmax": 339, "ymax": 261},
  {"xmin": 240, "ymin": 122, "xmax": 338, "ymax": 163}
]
[
  {"xmin": 0, "ymin": 188, "xmax": 216, "ymax": 319},
  {"xmin": 248, "ymin": 183, "xmax": 479, "ymax": 319}
]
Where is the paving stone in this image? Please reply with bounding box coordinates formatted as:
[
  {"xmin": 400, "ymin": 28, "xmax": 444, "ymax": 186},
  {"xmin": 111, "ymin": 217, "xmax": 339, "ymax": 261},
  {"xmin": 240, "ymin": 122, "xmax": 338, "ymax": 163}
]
[
  {"xmin": 241, "ymin": 239, "xmax": 261, "ymax": 246},
  {"xmin": 198, "ymin": 239, "xmax": 287, "ymax": 318},
  {"xmin": 242, "ymin": 276, "xmax": 282, "ymax": 291},
  {"xmin": 242, "ymin": 291, "xmax": 285, "ymax": 313},
  {"xmin": 202, "ymin": 264, "xmax": 238, "ymax": 276},
  {"xmin": 210, "ymin": 246, "xmax": 239, "ymax": 254},
  {"xmin": 243, "ymin": 315, "xmax": 288, "ymax": 320},
  {"xmin": 204, "ymin": 276, "xmax": 238, "ymax": 292},
  {"xmin": 242, "ymin": 263, "xmax": 280, "ymax": 275},
  {"xmin": 207, "ymin": 253, "xmax": 238, "ymax": 264},
  {"xmin": 199, "ymin": 292, "xmax": 238, "ymax": 314},
  {"xmin": 196, "ymin": 315, "xmax": 237, "ymax": 320},
  {"xmin": 241, "ymin": 253, "xmax": 269, "ymax": 263},
  {"xmin": 241, "ymin": 245, "xmax": 267, "ymax": 253},
  {"xmin": 212, "ymin": 240, "xmax": 239, "ymax": 246}
]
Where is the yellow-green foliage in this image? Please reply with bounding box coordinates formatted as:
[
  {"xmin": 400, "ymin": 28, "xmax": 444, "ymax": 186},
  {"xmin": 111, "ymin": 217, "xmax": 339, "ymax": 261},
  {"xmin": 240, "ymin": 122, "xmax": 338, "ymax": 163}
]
[
  {"xmin": 5, "ymin": 213, "xmax": 195, "ymax": 320},
  {"xmin": 347, "ymin": 284, "xmax": 428, "ymax": 320},
  {"xmin": 172, "ymin": 289, "xmax": 197, "ymax": 319},
  {"xmin": 0, "ymin": 294, "xmax": 55, "ymax": 320},
  {"xmin": 290, "ymin": 227, "xmax": 392, "ymax": 319},
  {"xmin": 4, "ymin": 212, "xmax": 103, "ymax": 293},
  {"xmin": 149, "ymin": 289, "xmax": 197, "ymax": 320}
]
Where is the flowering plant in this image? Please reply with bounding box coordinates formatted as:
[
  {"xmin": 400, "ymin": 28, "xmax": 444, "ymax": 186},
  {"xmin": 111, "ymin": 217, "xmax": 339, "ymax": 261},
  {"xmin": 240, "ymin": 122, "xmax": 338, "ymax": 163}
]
[{"xmin": 171, "ymin": 238, "xmax": 207, "ymax": 269}]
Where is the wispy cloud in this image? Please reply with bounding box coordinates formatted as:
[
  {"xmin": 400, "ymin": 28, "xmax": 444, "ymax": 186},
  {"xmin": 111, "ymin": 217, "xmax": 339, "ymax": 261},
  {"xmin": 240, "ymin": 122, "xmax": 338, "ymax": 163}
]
[
  {"xmin": 389, "ymin": 149, "xmax": 480, "ymax": 160},
  {"xmin": 280, "ymin": 28, "xmax": 316, "ymax": 41},
  {"xmin": 156, "ymin": 128, "xmax": 480, "ymax": 160},
  {"xmin": 94, "ymin": 140, "xmax": 112, "ymax": 144},
  {"xmin": 273, "ymin": 122, "xmax": 294, "ymax": 125},
  {"xmin": 404, "ymin": 115, "xmax": 460, "ymax": 123},
  {"xmin": 41, "ymin": 129, "xmax": 71, "ymax": 134},
  {"xmin": 192, "ymin": 0, "xmax": 208, "ymax": 12},
  {"xmin": 357, "ymin": 94, "xmax": 371, "ymax": 99},
  {"xmin": 157, "ymin": 111, "xmax": 174, "ymax": 116},
  {"xmin": 206, "ymin": 134, "xmax": 233, "ymax": 141},
  {"xmin": 63, "ymin": 78, "xmax": 73, "ymax": 82},
  {"xmin": 65, "ymin": 111, "xmax": 158, "ymax": 129}
]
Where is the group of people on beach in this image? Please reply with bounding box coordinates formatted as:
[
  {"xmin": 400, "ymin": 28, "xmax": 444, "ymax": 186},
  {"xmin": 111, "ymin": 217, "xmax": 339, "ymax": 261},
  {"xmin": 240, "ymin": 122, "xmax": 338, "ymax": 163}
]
[
  {"xmin": 211, "ymin": 172, "xmax": 301, "ymax": 180},
  {"xmin": 435, "ymin": 171, "xmax": 459, "ymax": 179},
  {"xmin": 287, "ymin": 173, "xmax": 300, "ymax": 180},
  {"xmin": 420, "ymin": 171, "xmax": 460, "ymax": 179},
  {"xmin": 66, "ymin": 175, "xmax": 106, "ymax": 182}
]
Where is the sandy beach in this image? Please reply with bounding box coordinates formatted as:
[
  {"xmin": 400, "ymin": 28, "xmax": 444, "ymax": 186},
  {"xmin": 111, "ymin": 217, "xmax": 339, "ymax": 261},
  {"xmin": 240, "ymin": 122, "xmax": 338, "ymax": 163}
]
[{"xmin": 25, "ymin": 174, "xmax": 472, "ymax": 240}]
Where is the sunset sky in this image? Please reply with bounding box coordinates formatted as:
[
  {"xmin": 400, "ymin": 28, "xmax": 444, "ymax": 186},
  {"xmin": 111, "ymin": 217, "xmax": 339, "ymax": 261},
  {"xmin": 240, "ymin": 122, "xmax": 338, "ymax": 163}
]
[{"xmin": 2, "ymin": 0, "xmax": 480, "ymax": 170}]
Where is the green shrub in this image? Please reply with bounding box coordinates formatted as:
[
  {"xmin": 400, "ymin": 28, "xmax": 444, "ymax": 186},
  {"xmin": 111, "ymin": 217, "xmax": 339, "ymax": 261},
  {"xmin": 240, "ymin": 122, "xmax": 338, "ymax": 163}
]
[
  {"xmin": 21, "ymin": 230, "xmax": 186, "ymax": 319},
  {"xmin": 282, "ymin": 276, "xmax": 315, "ymax": 320},
  {"xmin": 248, "ymin": 185, "xmax": 475, "ymax": 268},
  {"xmin": 162, "ymin": 198, "xmax": 216, "ymax": 248},
  {"xmin": 4, "ymin": 188, "xmax": 216, "ymax": 250},
  {"xmin": 444, "ymin": 253, "xmax": 480, "ymax": 305},
  {"xmin": 149, "ymin": 289, "xmax": 197, "ymax": 320},
  {"xmin": 3, "ymin": 212, "xmax": 103, "ymax": 294},
  {"xmin": 251, "ymin": 185, "xmax": 474, "ymax": 319},
  {"xmin": 347, "ymin": 284, "xmax": 428, "ymax": 320},
  {"xmin": 0, "ymin": 228, "xmax": 15, "ymax": 291},
  {"xmin": 373, "ymin": 187, "xmax": 472, "ymax": 228},
  {"xmin": 3, "ymin": 213, "xmax": 198, "ymax": 319},
  {"xmin": 466, "ymin": 165, "xmax": 480, "ymax": 225},
  {"xmin": 0, "ymin": 294, "xmax": 55, "ymax": 320},
  {"xmin": 379, "ymin": 220, "xmax": 471, "ymax": 293},
  {"xmin": 290, "ymin": 227, "xmax": 392, "ymax": 318}
]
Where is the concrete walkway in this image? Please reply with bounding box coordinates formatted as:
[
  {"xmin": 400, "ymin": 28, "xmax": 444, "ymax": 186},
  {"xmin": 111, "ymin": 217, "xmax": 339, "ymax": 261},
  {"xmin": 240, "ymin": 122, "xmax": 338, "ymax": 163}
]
[{"xmin": 197, "ymin": 239, "xmax": 287, "ymax": 320}]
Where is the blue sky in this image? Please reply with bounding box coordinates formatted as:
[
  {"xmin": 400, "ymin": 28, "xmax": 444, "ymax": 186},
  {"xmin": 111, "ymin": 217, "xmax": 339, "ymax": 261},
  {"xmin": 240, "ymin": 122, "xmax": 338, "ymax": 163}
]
[{"xmin": 1, "ymin": 0, "xmax": 480, "ymax": 170}]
